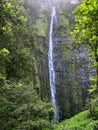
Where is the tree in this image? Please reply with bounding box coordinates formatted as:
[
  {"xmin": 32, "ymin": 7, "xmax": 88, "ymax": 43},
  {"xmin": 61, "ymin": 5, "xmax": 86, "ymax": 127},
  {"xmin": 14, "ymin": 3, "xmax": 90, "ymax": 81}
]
[
  {"xmin": 73, "ymin": 0, "xmax": 98, "ymax": 93},
  {"xmin": 0, "ymin": 80, "xmax": 54, "ymax": 130},
  {"xmin": 0, "ymin": 0, "xmax": 54, "ymax": 129}
]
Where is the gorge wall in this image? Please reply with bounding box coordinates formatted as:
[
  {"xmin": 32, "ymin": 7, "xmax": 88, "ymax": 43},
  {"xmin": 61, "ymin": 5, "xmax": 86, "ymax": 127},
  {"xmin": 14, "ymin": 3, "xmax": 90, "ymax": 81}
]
[
  {"xmin": 24, "ymin": 0, "xmax": 95, "ymax": 121},
  {"xmin": 50, "ymin": 3, "xmax": 94, "ymax": 120}
]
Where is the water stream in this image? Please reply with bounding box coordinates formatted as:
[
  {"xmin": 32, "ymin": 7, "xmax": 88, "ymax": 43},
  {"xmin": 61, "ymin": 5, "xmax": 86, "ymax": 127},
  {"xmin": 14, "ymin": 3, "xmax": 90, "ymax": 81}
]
[{"xmin": 48, "ymin": 6, "xmax": 59, "ymax": 121}]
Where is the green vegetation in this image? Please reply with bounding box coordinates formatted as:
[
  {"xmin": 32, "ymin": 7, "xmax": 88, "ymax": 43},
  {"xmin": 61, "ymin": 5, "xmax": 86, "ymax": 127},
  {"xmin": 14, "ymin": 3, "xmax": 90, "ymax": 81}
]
[
  {"xmin": 54, "ymin": 110, "xmax": 98, "ymax": 130},
  {"xmin": 0, "ymin": 80, "xmax": 53, "ymax": 130},
  {"xmin": 0, "ymin": 0, "xmax": 54, "ymax": 129},
  {"xmin": 73, "ymin": 0, "xmax": 98, "ymax": 93},
  {"xmin": 0, "ymin": 0, "xmax": 98, "ymax": 129}
]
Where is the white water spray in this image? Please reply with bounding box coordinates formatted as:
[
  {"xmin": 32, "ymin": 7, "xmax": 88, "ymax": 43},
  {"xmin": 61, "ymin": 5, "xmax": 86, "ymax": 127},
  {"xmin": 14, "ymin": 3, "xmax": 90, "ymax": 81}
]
[{"xmin": 48, "ymin": 6, "xmax": 59, "ymax": 121}]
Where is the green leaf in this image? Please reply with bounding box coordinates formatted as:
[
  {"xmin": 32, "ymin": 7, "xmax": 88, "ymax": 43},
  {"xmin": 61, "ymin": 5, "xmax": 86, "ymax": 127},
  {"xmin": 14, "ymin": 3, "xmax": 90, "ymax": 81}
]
[{"xmin": 0, "ymin": 48, "xmax": 10, "ymax": 57}]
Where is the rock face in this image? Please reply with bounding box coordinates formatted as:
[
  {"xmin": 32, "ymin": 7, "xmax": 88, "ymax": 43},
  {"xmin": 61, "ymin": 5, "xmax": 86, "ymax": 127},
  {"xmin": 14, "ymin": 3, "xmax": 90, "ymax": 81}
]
[
  {"xmin": 46, "ymin": 1, "xmax": 96, "ymax": 120},
  {"xmin": 51, "ymin": 11, "xmax": 93, "ymax": 119},
  {"xmin": 53, "ymin": 35, "xmax": 91, "ymax": 120}
]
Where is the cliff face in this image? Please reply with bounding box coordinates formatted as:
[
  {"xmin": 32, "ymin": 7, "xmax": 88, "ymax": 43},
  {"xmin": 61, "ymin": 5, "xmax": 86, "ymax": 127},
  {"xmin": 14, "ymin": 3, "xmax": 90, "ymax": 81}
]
[
  {"xmin": 23, "ymin": 0, "xmax": 95, "ymax": 120},
  {"xmin": 53, "ymin": 34, "xmax": 91, "ymax": 120},
  {"xmin": 51, "ymin": 4, "xmax": 94, "ymax": 120},
  {"xmin": 33, "ymin": 1, "xmax": 96, "ymax": 120}
]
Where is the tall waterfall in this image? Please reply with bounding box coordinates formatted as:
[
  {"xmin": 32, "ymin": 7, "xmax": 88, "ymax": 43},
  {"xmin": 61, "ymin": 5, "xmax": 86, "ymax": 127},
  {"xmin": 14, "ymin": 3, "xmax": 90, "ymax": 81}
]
[{"xmin": 48, "ymin": 6, "xmax": 59, "ymax": 121}]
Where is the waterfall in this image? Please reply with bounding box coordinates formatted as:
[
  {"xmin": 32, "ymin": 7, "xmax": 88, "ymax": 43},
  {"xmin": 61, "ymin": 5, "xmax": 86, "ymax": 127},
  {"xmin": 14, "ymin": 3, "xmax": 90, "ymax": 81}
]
[{"xmin": 48, "ymin": 6, "xmax": 59, "ymax": 121}]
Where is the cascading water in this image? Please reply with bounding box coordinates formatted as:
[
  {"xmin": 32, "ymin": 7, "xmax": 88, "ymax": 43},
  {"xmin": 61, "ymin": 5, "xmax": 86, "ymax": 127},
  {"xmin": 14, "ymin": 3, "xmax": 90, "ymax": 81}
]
[{"xmin": 48, "ymin": 6, "xmax": 59, "ymax": 121}]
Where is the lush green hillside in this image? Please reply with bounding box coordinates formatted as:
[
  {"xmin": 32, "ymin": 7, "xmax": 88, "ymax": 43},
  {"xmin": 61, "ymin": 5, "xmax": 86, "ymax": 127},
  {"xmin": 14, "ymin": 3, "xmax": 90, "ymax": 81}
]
[{"xmin": 54, "ymin": 110, "xmax": 98, "ymax": 130}]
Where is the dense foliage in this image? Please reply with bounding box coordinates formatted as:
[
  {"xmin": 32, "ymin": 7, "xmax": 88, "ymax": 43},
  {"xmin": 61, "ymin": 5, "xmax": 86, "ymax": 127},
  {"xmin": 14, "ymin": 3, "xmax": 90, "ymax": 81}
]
[
  {"xmin": 73, "ymin": 0, "xmax": 98, "ymax": 93},
  {"xmin": 54, "ymin": 110, "xmax": 98, "ymax": 130},
  {"xmin": 0, "ymin": 80, "xmax": 53, "ymax": 130},
  {"xmin": 0, "ymin": 0, "xmax": 98, "ymax": 129},
  {"xmin": 0, "ymin": 0, "xmax": 54, "ymax": 129}
]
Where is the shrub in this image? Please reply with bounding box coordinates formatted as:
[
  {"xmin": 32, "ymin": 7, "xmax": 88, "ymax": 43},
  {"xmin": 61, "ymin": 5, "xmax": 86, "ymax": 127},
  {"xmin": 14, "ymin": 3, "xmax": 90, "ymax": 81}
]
[
  {"xmin": 89, "ymin": 98, "xmax": 98, "ymax": 120},
  {"xmin": 93, "ymin": 121, "xmax": 98, "ymax": 130}
]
